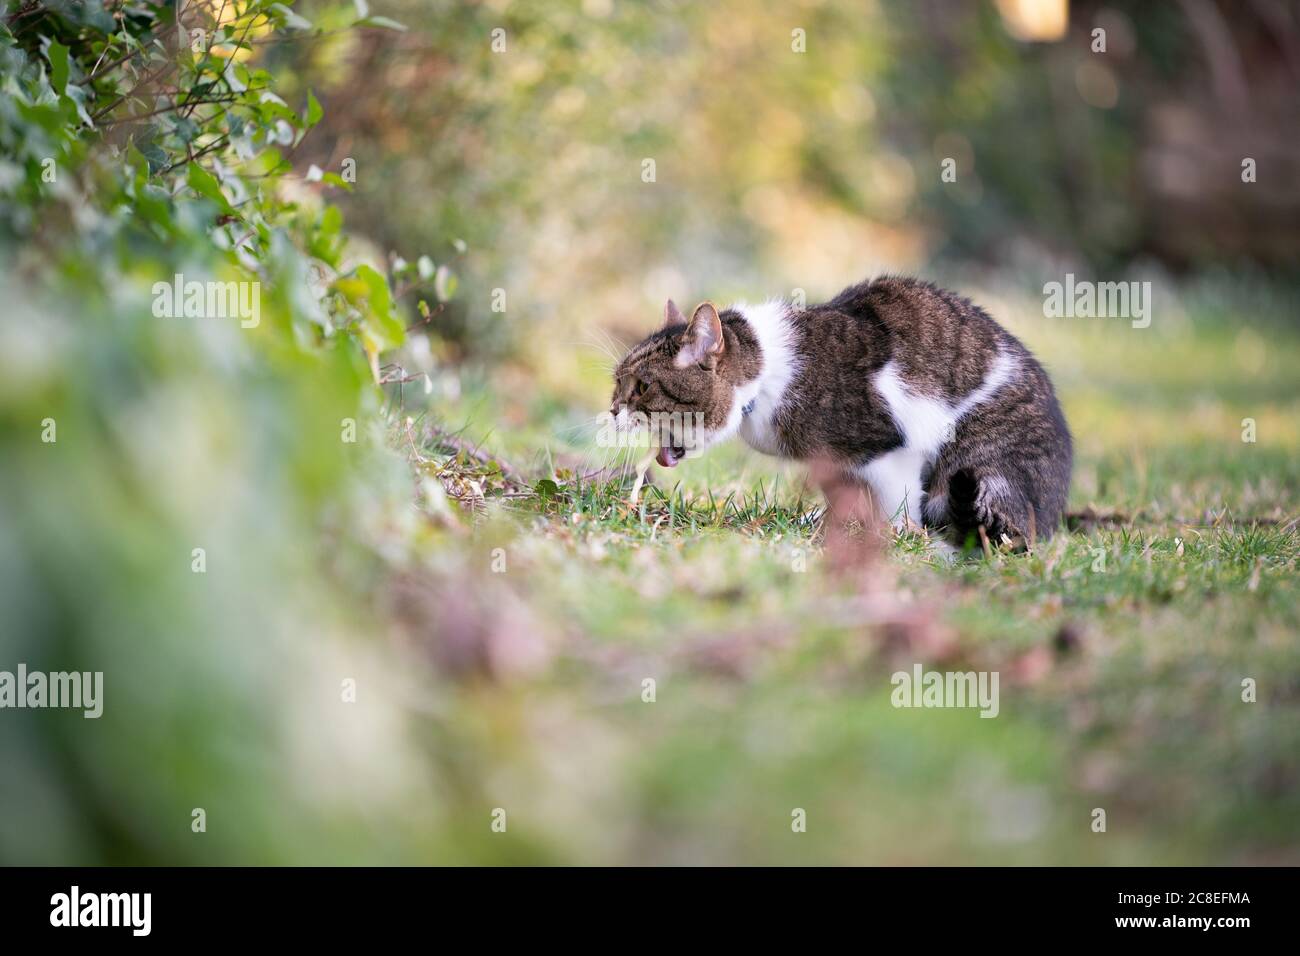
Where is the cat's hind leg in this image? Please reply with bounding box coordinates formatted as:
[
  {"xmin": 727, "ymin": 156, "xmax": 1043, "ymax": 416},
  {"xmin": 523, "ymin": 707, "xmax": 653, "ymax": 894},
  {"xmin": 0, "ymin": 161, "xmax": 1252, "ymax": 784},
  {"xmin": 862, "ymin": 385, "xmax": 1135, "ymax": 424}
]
[{"xmin": 944, "ymin": 468, "xmax": 1034, "ymax": 551}]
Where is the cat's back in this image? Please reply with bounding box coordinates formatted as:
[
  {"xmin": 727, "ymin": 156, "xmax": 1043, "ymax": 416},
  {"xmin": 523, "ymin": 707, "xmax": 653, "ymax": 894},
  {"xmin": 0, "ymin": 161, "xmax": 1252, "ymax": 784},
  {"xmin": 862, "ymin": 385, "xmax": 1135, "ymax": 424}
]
[{"xmin": 817, "ymin": 275, "xmax": 1020, "ymax": 403}]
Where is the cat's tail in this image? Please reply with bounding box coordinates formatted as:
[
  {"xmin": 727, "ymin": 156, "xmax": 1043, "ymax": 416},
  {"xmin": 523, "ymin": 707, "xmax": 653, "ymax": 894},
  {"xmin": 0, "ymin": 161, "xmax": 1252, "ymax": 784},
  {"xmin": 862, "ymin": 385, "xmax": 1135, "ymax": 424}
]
[{"xmin": 932, "ymin": 467, "xmax": 1038, "ymax": 551}]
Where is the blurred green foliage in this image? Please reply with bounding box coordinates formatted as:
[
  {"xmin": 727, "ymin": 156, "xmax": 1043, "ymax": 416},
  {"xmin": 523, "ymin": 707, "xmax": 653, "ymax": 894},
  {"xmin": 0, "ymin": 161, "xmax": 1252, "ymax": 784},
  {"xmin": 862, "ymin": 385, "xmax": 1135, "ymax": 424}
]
[
  {"xmin": 286, "ymin": 0, "xmax": 1299, "ymax": 368},
  {"xmin": 0, "ymin": 0, "xmax": 451, "ymax": 862}
]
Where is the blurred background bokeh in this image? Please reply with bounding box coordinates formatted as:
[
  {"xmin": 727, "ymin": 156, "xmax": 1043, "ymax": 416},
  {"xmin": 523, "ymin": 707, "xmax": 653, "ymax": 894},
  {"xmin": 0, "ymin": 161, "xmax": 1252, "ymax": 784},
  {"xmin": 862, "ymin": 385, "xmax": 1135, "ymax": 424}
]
[{"xmin": 279, "ymin": 0, "xmax": 1300, "ymax": 360}]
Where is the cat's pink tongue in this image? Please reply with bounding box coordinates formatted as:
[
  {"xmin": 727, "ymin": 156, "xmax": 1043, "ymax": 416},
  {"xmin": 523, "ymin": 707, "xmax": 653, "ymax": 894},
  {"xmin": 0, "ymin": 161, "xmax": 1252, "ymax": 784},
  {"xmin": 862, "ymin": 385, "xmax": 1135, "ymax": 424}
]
[{"xmin": 656, "ymin": 447, "xmax": 680, "ymax": 468}]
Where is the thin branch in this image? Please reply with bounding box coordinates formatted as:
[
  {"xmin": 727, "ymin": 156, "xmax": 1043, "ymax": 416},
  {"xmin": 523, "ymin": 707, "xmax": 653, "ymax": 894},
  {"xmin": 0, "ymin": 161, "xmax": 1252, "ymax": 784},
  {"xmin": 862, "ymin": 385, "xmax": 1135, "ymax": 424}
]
[
  {"xmin": 189, "ymin": 11, "xmax": 266, "ymax": 119},
  {"xmin": 90, "ymin": 55, "xmax": 179, "ymax": 120},
  {"xmin": 97, "ymin": 96, "xmax": 242, "ymax": 126},
  {"xmin": 403, "ymin": 301, "xmax": 447, "ymax": 329},
  {"xmin": 156, "ymin": 133, "xmax": 230, "ymax": 175}
]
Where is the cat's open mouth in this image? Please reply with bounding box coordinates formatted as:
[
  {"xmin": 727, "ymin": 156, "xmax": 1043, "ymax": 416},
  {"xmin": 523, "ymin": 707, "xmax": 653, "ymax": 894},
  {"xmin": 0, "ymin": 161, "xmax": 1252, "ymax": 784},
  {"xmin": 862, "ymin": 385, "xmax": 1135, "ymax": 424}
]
[{"xmin": 656, "ymin": 444, "xmax": 687, "ymax": 468}]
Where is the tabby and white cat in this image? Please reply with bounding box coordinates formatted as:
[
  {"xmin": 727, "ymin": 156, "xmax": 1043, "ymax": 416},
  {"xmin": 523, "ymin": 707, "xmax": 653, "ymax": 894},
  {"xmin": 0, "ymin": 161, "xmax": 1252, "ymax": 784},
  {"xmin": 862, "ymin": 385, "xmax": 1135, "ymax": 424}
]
[{"xmin": 610, "ymin": 276, "xmax": 1073, "ymax": 548}]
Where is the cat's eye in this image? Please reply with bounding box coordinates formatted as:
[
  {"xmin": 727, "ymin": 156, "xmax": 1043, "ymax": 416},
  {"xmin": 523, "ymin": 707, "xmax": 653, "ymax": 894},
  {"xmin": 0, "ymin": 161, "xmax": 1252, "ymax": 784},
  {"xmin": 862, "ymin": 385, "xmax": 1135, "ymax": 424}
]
[{"xmin": 633, "ymin": 379, "xmax": 649, "ymax": 397}]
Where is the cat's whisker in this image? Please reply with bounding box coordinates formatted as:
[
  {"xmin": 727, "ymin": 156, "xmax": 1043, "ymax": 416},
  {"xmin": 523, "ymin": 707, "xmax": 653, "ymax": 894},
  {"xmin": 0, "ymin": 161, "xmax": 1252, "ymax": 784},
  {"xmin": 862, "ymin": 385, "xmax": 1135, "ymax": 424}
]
[
  {"xmin": 593, "ymin": 326, "xmax": 628, "ymax": 361},
  {"xmin": 555, "ymin": 415, "xmax": 605, "ymax": 438},
  {"xmin": 574, "ymin": 333, "xmax": 623, "ymax": 370}
]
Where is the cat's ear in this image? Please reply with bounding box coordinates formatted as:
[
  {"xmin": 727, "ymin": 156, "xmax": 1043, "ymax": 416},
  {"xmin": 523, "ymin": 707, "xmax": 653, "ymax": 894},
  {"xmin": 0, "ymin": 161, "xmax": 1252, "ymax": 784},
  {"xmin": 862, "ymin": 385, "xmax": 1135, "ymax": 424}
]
[
  {"xmin": 674, "ymin": 302, "xmax": 724, "ymax": 368},
  {"xmin": 663, "ymin": 298, "xmax": 687, "ymax": 328}
]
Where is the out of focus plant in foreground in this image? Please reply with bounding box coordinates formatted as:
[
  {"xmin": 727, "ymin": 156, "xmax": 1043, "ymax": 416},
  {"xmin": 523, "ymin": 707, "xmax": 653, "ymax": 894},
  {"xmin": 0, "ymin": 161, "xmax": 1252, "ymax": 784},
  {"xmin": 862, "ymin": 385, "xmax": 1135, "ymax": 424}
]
[{"xmin": 0, "ymin": 0, "xmax": 478, "ymax": 863}]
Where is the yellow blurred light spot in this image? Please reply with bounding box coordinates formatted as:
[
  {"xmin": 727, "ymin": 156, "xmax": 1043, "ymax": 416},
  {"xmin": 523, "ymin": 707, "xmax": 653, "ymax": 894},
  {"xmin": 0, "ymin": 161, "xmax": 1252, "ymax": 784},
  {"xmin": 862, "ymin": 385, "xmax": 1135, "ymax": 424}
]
[{"xmin": 996, "ymin": 0, "xmax": 1069, "ymax": 42}]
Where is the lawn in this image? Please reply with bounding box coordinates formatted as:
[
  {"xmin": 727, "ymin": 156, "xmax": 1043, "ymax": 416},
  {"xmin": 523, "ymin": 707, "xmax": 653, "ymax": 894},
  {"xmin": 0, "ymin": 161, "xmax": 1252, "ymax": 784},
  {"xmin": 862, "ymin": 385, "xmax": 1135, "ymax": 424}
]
[{"xmin": 401, "ymin": 276, "xmax": 1300, "ymax": 865}]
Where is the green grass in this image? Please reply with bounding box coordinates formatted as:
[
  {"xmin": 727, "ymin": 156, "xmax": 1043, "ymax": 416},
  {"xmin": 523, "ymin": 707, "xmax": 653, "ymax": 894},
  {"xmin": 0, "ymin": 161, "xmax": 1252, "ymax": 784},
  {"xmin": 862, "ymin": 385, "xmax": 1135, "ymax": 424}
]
[{"xmin": 396, "ymin": 287, "xmax": 1300, "ymax": 864}]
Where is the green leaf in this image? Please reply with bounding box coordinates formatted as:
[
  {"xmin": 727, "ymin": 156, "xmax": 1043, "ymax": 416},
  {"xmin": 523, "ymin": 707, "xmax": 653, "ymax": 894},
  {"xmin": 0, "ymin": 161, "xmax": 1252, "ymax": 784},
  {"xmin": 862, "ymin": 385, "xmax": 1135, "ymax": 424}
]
[
  {"xmin": 188, "ymin": 164, "xmax": 232, "ymax": 212},
  {"xmin": 354, "ymin": 264, "xmax": 404, "ymax": 351},
  {"xmin": 124, "ymin": 143, "xmax": 151, "ymax": 185},
  {"xmin": 320, "ymin": 205, "xmax": 343, "ymax": 236},
  {"xmin": 356, "ymin": 264, "xmax": 391, "ymax": 314},
  {"xmin": 64, "ymin": 83, "xmax": 95, "ymax": 128},
  {"xmin": 534, "ymin": 479, "xmax": 560, "ymax": 499},
  {"xmin": 137, "ymin": 139, "xmax": 168, "ymax": 174},
  {"xmin": 355, "ymin": 16, "xmax": 408, "ymax": 32},
  {"xmin": 310, "ymin": 205, "xmax": 345, "ymax": 265},
  {"xmin": 171, "ymin": 115, "xmax": 200, "ymax": 144},
  {"xmin": 226, "ymin": 64, "xmax": 249, "ymax": 94},
  {"xmin": 269, "ymin": 3, "xmax": 314, "ymax": 31},
  {"xmin": 306, "ymin": 90, "xmax": 323, "ymax": 128},
  {"xmin": 248, "ymin": 147, "xmax": 285, "ymax": 178},
  {"xmin": 47, "ymin": 41, "xmax": 70, "ymax": 96}
]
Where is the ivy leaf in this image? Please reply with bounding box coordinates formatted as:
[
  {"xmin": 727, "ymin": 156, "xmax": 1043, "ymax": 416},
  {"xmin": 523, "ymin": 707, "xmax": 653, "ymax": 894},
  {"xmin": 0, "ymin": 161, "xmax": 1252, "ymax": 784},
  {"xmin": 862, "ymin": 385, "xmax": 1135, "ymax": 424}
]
[
  {"xmin": 64, "ymin": 82, "xmax": 95, "ymax": 128},
  {"xmin": 171, "ymin": 115, "xmax": 200, "ymax": 144},
  {"xmin": 46, "ymin": 41, "xmax": 70, "ymax": 96},
  {"xmin": 137, "ymin": 139, "xmax": 168, "ymax": 174},
  {"xmin": 188, "ymin": 164, "xmax": 233, "ymax": 213}
]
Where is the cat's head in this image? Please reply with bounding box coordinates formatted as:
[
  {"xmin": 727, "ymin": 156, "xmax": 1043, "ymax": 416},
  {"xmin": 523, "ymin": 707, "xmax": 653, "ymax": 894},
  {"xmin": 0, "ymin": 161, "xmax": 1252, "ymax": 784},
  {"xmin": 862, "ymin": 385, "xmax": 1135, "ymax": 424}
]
[{"xmin": 610, "ymin": 299, "xmax": 756, "ymax": 467}]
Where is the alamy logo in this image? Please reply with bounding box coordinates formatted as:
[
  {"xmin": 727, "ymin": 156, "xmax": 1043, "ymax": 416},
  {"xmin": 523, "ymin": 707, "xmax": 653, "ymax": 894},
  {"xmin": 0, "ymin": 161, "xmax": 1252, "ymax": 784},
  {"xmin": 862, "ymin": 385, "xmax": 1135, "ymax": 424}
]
[
  {"xmin": 891, "ymin": 664, "xmax": 1000, "ymax": 718},
  {"xmin": 1042, "ymin": 273, "xmax": 1151, "ymax": 328},
  {"xmin": 152, "ymin": 272, "xmax": 261, "ymax": 328},
  {"xmin": 50, "ymin": 886, "xmax": 151, "ymax": 936},
  {"xmin": 0, "ymin": 664, "xmax": 103, "ymax": 718}
]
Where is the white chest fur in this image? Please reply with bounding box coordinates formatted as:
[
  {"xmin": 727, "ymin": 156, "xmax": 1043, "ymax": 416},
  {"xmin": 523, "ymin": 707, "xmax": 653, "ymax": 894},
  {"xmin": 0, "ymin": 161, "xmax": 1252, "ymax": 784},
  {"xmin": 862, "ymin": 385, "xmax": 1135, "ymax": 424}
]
[{"xmin": 731, "ymin": 300, "xmax": 801, "ymax": 456}]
